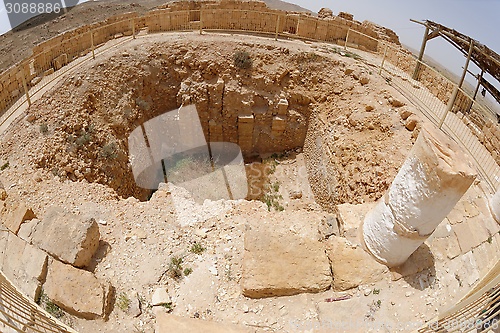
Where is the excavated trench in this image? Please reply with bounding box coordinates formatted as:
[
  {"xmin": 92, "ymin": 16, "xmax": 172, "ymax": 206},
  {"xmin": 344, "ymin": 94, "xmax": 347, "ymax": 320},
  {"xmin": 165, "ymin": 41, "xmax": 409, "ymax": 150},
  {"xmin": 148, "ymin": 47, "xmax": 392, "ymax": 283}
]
[{"xmin": 31, "ymin": 39, "xmax": 411, "ymax": 207}]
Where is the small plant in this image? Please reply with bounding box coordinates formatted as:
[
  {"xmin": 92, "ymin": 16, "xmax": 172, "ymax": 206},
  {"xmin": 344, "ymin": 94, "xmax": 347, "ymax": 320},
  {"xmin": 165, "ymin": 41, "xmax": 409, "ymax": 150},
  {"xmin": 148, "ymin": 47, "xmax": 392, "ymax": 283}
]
[
  {"xmin": 116, "ymin": 292, "xmax": 130, "ymax": 312},
  {"xmin": 373, "ymin": 288, "xmax": 380, "ymax": 295},
  {"xmin": 38, "ymin": 292, "xmax": 64, "ymax": 318},
  {"xmin": 487, "ymin": 236, "xmax": 493, "ymax": 244},
  {"xmin": 295, "ymin": 51, "xmax": 321, "ymax": 62},
  {"xmin": 260, "ymin": 182, "xmax": 284, "ymax": 212},
  {"xmin": 168, "ymin": 256, "xmax": 185, "ymax": 279},
  {"xmin": 183, "ymin": 268, "xmax": 193, "ymax": 276},
  {"xmin": 76, "ymin": 131, "xmax": 91, "ymax": 146},
  {"xmin": 161, "ymin": 303, "xmax": 173, "ymax": 312},
  {"xmin": 101, "ymin": 142, "xmax": 118, "ymax": 159},
  {"xmin": 40, "ymin": 123, "xmax": 48, "ymax": 134},
  {"xmin": 376, "ymin": 300, "xmax": 382, "ymax": 307},
  {"xmin": 190, "ymin": 242, "xmax": 205, "ymax": 255},
  {"xmin": 234, "ymin": 50, "xmax": 252, "ymax": 69},
  {"xmin": 0, "ymin": 162, "xmax": 9, "ymax": 171}
]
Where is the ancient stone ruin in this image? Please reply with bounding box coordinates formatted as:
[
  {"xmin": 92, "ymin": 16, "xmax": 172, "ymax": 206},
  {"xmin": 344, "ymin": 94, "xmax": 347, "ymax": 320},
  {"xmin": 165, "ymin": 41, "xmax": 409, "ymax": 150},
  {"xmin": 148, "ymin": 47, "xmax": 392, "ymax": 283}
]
[{"xmin": 0, "ymin": 1, "xmax": 498, "ymax": 332}]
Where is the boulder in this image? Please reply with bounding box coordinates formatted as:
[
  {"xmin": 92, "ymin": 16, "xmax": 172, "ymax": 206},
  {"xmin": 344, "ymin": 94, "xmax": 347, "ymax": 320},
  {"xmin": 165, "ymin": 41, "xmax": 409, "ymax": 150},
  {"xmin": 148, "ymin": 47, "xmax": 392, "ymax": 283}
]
[
  {"xmin": 405, "ymin": 115, "xmax": 419, "ymax": 131},
  {"xmin": 389, "ymin": 97, "xmax": 405, "ymax": 107},
  {"xmin": 241, "ymin": 223, "xmax": 332, "ymax": 298},
  {"xmin": 0, "ymin": 181, "xmax": 7, "ymax": 201},
  {"xmin": 318, "ymin": 8, "xmax": 334, "ymax": 19},
  {"xmin": 152, "ymin": 288, "xmax": 171, "ymax": 306},
  {"xmin": 156, "ymin": 314, "xmax": 252, "ymax": 333},
  {"xmin": 43, "ymin": 259, "xmax": 111, "ymax": 319},
  {"xmin": 30, "ymin": 207, "xmax": 100, "ymax": 268},
  {"xmin": 1, "ymin": 200, "xmax": 36, "ymax": 234},
  {"xmin": 326, "ymin": 236, "xmax": 388, "ymax": 291},
  {"xmin": 1, "ymin": 231, "xmax": 47, "ymax": 300},
  {"xmin": 359, "ymin": 75, "xmax": 370, "ymax": 85}
]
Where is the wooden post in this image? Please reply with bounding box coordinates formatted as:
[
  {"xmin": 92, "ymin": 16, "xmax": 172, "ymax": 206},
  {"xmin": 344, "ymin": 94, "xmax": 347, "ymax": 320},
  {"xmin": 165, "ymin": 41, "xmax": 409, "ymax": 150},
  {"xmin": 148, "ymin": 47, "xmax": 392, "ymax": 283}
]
[
  {"xmin": 440, "ymin": 39, "xmax": 474, "ymax": 128},
  {"xmin": 379, "ymin": 44, "xmax": 388, "ymax": 75},
  {"xmin": 412, "ymin": 25, "xmax": 429, "ymax": 80},
  {"xmin": 21, "ymin": 72, "xmax": 31, "ymax": 107},
  {"xmin": 90, "ymin": 31, "xmax": 95, "ymax": 60},
  {"xmin": 472, "ymin": 70, "xmax": 484, "ymax": 101},
  {"xmin": 199, "ymin": 10, "xmax": 203, "ymax": 35},
  {"xmin": 132, "ymin": 18, "xmax": 136, "ymax": 39},
  {"xmin": 275, "ymin": 15, "xmax": 280, "ymax": 41},
  {"xmin": 344, "ymin": 28, "xmax": 350, "ymax": 50}
]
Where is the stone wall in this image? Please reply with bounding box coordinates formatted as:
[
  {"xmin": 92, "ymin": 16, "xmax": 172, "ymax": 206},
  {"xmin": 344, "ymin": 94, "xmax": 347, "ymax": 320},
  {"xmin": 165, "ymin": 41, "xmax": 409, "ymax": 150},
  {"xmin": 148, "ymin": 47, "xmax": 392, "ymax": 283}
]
[
  {"xmin": 480, "ymin": 120, "xmax": 500, "ymax": 165},
  {"xmin": 0, "ymin": 0, "xmax": 399, "ymax": 119}
]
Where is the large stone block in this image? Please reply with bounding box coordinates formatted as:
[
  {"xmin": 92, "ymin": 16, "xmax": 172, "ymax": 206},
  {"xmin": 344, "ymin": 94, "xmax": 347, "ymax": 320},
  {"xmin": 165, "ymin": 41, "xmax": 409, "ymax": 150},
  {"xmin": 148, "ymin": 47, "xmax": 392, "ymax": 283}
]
[
  {"xmin": 30, "ymin": 207, "xmax": 100, "ymax": 268},
  {"xmin": 1, "ymin": 200, "xmax": 36, "ymax": 234},
  {"xmin": 241, "ymin": 222, "xmax": 331, "ymax": 298},
  {"xmin": 2, "ymin": 232, "xmax": 47, "ymax": 300},
  {"xmin": 44, "ymin": 259, "xmax": 111, "ymax": 319},
  {"xmin": 326, "ymin": 236, "xmax": 388, "ymax": 290}
]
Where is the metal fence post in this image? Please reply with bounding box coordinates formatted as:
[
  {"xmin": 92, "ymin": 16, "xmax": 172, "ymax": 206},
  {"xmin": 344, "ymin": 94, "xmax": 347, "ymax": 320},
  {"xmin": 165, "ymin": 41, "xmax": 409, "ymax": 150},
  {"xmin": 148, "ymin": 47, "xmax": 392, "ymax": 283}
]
[
  {"xmin": 21, "ymin": 72, "xmax": 31, "ymax": 107},
  {"xmin": 275, "ymin": 15, "xmax": 280, "ymax": 41},
  {"xmin": 91, "ymin": 30, "xmax": 95, "ymax": 60},
  {"xmin": 379, "ymin": 44, "xmax": 388, "ymax": 75},
  {"xmin": 441, "ymin": 39, "xmax": 474, "ymax": 129},
  {"xmin": 199, "ymin": 10, "xmax": 203, "ymax": 35},
  {"xmin": 132, "ymin": 18, "xmax": 136, "ymax": 39},
  {"xmin": 345, "ymin": 28, "xmax": 350, "ymax": 50}
]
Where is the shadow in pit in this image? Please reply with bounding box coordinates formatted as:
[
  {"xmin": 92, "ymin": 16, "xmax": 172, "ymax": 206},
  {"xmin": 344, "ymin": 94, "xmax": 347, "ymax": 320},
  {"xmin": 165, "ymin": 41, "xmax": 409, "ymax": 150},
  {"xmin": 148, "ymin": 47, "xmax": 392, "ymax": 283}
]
[{"xmin": 390, "ymin": 244, "xmax": 436, "ymax": 291}]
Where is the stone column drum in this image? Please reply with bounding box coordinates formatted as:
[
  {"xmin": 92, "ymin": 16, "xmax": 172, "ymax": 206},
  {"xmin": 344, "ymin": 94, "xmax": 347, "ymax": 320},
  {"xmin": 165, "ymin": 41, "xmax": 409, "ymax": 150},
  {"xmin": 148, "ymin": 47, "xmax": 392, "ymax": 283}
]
[
  {"xmin": 490, "ymin": 190, "xmax": 500, "ymax": 223},
  {"xmin": 362, "ymin": 127, "xmax": 477, "ymax": 267}
]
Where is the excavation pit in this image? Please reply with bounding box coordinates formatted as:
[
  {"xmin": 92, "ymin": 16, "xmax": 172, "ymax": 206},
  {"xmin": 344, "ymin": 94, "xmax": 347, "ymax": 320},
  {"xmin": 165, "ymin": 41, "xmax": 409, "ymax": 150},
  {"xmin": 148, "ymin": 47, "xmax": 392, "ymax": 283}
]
[{"xmin": 8, "ymin": 34, "xmax": 413, "ymax": 209}]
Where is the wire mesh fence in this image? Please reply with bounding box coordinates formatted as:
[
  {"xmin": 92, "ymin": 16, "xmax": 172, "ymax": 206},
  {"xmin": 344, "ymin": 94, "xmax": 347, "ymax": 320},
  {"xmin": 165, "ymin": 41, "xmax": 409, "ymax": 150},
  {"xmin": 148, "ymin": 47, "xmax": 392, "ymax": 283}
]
[
  {"xmin": 0, "ymin": 273, "xmax": 76, "ymax": 333},
  {"xmin": 346, "ymin": 29, "xmax": 500, "ymax": 193}
]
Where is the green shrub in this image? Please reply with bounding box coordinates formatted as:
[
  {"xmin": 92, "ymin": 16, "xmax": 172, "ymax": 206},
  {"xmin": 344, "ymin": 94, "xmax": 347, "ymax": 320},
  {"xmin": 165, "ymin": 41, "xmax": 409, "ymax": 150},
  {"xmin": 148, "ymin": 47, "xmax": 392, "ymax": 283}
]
[
  {"xmin": 234, "ymin": 51, "xmax": 252, "ymax": 69},
  {"xmin": 116, "ymin": 292, "xmax": 130, "ymax": 312},
  {"xmin": 190, "ymin": 243, "xmax": 205, "ymax": 255},
  {"xmin": 40, "ymin": 123, "xmax": 48, "ymax": 134}
]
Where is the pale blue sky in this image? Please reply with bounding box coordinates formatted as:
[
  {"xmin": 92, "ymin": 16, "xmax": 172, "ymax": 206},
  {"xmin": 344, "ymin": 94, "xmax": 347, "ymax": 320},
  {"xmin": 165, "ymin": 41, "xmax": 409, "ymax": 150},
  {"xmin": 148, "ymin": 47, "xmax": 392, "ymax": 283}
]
[
  {"xmin": 0, "ymin": 0, "xmax": 499, "ymax": 82},
  {"xmin": 288, "ymin": 0, "xmax": 500, "ymax": 85}
]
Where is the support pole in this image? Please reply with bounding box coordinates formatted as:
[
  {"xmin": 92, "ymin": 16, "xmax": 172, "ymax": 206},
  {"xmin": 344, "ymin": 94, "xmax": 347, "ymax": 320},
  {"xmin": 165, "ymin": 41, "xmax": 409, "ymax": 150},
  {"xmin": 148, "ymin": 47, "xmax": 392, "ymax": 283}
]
[
  {"xmin": 412, "ymin": 25, "xmax": 429, "ymax": 80},
  {"xmin": 91, "ymin": 31, "xmax": 95, "ymax": 60},
  {"xmin": 275, "ymin": 15, "xmax": 280, "ymax": 41},
  {"xmin": 472, "ymin": 70, "xmax": 484, "ymax": 101},
  {"xmin": 21, "ymin": 72, "xmax": 31, "ymax": 107},
  {"xmin": 199, "ymin": 10, "xmax": 203, "ymax": 35},
  {"xmin": 344, "ymin": 29, "xmax": 350, "ymax": 50},
  {"xmin": 132, "ymin": 18, "xmax": 136, "ymax": 39},
  {"xmin": 440, "ymin": 39, "xmax": 474, "ymax": 128},
  {"xmin": 379, "ymin": 44, "xmax": 388, "ymax": 75}
]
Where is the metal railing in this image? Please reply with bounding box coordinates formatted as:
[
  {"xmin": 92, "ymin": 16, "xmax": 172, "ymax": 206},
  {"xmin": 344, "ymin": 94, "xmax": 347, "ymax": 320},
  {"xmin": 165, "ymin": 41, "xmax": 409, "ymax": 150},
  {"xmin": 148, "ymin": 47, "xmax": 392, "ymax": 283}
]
[
  {"xmin": 346, "ymin": 28, "xmax": 500, "ymax": 193},
  {"xmin": 0, "ymin": 272, "xmax": 77, "ymax": 333}
]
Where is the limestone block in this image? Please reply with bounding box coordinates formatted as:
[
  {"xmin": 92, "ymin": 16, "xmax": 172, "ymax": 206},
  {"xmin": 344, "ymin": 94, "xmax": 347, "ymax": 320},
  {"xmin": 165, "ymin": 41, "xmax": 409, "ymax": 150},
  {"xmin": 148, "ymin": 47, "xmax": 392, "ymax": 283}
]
[
  {"xmin": 453, "ymin": 217, "xmax": 490, "ymax": 254},
  {"xmin": 276, "ymin": 98, "xmax": 289, "ymax": 116},
  {"xmin": 326, "ymin": 236, "xmax": 388, "ymax": 290},
  {"xmin": 2, "ymin": 232, "xmax": 47, "ymax": 300},
  {"xmin": 272, "ymin": 116, "xmax": 286, "ymax": 134},
  {"xmin": 44, "ymin": 259, "xmax": 111, "ymax": 319},
  {"xmin": 490, "ymin": 190, "xmax": 500, "ymax": 223},
  {"xmin": 241, "ymin": 223, "xmax": 331, "ymax": 298},
  {"xmin": 30, "ymin": 207, "xmax": 100, "ymax": 268},
  {"xmin": 1, "ymin": 199, "xmax": 36, "ymax": 234}
]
